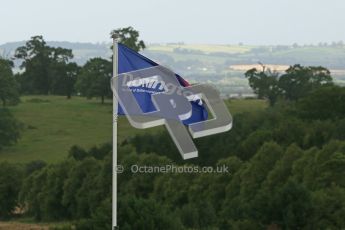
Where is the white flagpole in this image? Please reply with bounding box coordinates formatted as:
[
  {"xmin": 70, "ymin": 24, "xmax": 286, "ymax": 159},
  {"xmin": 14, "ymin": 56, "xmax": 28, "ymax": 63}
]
[{"xmin": 111, "ymin": 33, "xmax": 119, "ymax": 230}]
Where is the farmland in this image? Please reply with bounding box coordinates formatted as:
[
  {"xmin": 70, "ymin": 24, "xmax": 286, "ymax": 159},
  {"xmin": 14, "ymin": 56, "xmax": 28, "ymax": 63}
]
[{"xmin": 0, "ymin": 96, "xmax": 266, "ymax": 163}]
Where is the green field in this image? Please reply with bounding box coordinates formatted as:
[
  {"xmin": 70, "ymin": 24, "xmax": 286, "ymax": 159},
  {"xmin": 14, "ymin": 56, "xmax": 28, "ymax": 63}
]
[
  {"xmin": 146, "ymin": 44, "xmax": 345, "ymax": 69},
  {"xmin": 0, "ymin": 220, "xmax": 71, "ymax": 230},
  {"xmin": 0, "ymin": 96, "xmax": 267, "ymax": 163},
  {"xmin": 225, "ymin": 98, "xmax": 267, "ymax": 114},
  {"xmin": 147, "ymin": 44, "xmax": 253, "ymax": 54},
  {"xmin": 0, "ymin": 96, "xmax": 156, "ymax": 163}
]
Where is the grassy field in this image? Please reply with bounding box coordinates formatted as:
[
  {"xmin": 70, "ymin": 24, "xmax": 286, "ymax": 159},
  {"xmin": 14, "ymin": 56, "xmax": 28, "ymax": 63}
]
[
  {"xmin": 147, "ymin": 44, "xmax": 253, "ymax": 54},
  {"xmin": 225, "ymin": 99, "xmax": 267, "ymax": 114},
  {"xmin": 0, "ymin": 96, "xmax": 267, "ymax": 163},
  {"xmin": 0, "ymin": 96, "xmax": 159, "ymax": 163},
  {"xmin": 0, "ymin": 220, "xmax": 73, "ymax": 230},
  {"xmin": 0, "ymin": 221, "xmax": 49, "ymax": 230}
]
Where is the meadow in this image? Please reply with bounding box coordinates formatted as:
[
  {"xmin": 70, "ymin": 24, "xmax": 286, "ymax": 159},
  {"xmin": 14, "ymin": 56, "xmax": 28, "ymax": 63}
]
[
  {"xmin": 0, "ymin": 96, "xmax": 266, "ymax": 163},
  {"xmin": 147, "ymin": 44, "xmax": 253, "ymax": 54}
]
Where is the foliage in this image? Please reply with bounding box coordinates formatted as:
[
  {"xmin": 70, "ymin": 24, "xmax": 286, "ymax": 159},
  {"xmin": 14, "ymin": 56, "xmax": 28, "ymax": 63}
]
[
  {"xmin": 245, "ymin": 66, "xmax": 281, "ymax": 106},
  {"xmin": 279, "ymin": 65, "xmax": 333, "ymax": 101},
  {"xmin": 4, "ymin": 102, "xmax": 345, "ymax": 228},
  {"xmin": 13, "ymin": 28, "xmax": 145, "ymax": 99},
  {"xmin": 50, "ymin": 62, "xmax": 80, "ymax": 99},
  {"xmin": 12, "ymin": 115, "xmax": 345, "ymax": 228},
  {"xmin": 111, "ymin": 27, "xmax": 146, "ymax": 52},
  {"xmin": 76, "ymin": 58, "xmax": 112, "ymax": 104},
  {"xmin": 297, "ymin": 85, "xmax": 345, "ymax": 120},
  {"xmin": 14, "ymin": 36, "xmax": 77, "ymax": 97},
  {"xmin": 0, "ymin": 108, "xmax": 22, "ymax": 150},
  {"xmin": 245, "ymin": 64, "xmax": 333, "ymax": 106},
  {"xmin": 0, "ymin": 58, "xmax": 20, "ymax": 106},
  {"xmin": 0, "ymin": 162, "xmax": 23, "ymax": 219}
]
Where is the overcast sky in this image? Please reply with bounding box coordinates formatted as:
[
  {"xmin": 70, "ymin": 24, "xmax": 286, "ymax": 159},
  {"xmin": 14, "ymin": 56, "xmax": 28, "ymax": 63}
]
[{"xmin": 1, "ymin": 0, "xmax": 345, "ymax": 45}]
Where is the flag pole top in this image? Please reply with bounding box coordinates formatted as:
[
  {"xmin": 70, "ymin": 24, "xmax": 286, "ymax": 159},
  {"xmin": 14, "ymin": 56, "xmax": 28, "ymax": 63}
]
[{"xmin": 111, "ymin": 32, "xmax": 119, "ymax": 41}]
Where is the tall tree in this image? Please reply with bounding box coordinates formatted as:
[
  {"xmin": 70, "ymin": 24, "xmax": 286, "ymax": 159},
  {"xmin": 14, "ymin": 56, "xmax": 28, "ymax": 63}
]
[
  {"xmin": 0, "ymin": 108, "xmax": 21, "ymax": 150},
  {"xmin": 245, "ymin": 66, "xmax": 281, "ymax": 106},
  {"xmin": 76, "ymin": 27, "xmax": 146, "ymax": 104},
  {"xmin": 76, "ymin": 58, "xmax": 112, "ymax": 104},
  {"xmin": 0, "ymin": 162, "xmax": 23, "ymax": 219},
  {"xmin": 14, "ymin": 36, "xmax": 76, "ymax": 96},
  {"xmin": 49, "ymin": 47, "xmax": 75, "ymax": 98},
  {"xmin": 15, "ymin": 36, "xmax": 51, "ymax": 94},
  {"xmin": 279, "ymin": 64, "xmax": 333, "ymax": 101},
  {"xmin": 245, "ymin": 64, "xmax": 333, "ymax": 106},
  {"xmin": 110, "ymin": 27, "xmax": 146, "ymax": 51},
  {"xmin": 0, "ymin": 58, "xmax": 20, "ymax": 106},
  {"xmin": 297, "ymin": 85, "xmax": 345, "ymax": 120},
  {"xmin": 50, "ymin": 61, "xmax": 80, "ymax": 99}
]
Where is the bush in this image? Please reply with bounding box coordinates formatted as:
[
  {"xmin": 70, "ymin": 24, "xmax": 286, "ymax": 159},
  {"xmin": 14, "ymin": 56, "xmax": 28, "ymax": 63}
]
[
  {"xmin": 0, "ymin": 162, "xmax": 23, "ymax": 219},
  {"xmin": 0, "ymin": 108, "xmax": 22, "ymax": 150}
]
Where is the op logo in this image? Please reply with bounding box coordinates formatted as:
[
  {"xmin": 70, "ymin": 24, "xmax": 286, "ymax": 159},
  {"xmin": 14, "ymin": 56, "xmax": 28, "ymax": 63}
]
[{"xmin": 111, "ymin": 66, "xmax": 232, "ymax": 159}]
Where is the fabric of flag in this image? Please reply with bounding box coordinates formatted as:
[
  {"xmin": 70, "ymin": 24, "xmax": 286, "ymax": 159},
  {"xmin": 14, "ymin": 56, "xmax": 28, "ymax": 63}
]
[{"xmin": 117, "ymin": 43, "xmax": 208, "ymax": 125}]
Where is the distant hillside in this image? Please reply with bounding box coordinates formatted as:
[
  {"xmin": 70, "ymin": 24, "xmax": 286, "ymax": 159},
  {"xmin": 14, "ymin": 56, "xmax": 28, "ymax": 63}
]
[
  {"xmin": 0, "ymin": 41, "xmax": 111, "ymax": 66},
  {"xmin": 1, "ymin": 41, "xmax": 345, "ymax": 95},
  {"xmin": 145, "ymin": 43, "xmax": 345, "ymax": 69},
  {"xmin": 143, "ymin": 43, "xmax": 345, "ymax": 93},
  {"xmin": 2, "ymin": 41, "xmax": 345, "ymax": 68}
]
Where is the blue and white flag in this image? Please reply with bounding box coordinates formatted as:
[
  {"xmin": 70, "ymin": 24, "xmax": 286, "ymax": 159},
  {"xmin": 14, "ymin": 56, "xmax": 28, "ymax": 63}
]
[{"xmin": 117, "ymin": 43, "xmax": 208, "ymax": 125}]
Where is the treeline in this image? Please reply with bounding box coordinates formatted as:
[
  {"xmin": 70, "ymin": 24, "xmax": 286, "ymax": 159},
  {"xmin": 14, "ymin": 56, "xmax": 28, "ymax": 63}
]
[
  {"xmin": 0, "ymin": 27, "xmax": 145, "ymax": 151},
  {"xmin": 12, "ymin": 35, "xmax": 110, "ymax": 102},
  {"xmin": 0, "ymin": 27, "xmax": 145, "ymax": 106},
  {"xmin": 0, "ymin": 84, "xmax": 345, "ymax": 229}
]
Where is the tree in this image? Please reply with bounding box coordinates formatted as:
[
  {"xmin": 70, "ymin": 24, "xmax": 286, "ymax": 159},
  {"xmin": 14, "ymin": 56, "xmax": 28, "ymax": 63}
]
[
  {"xmin": 65, "ymin": 63, "xmax": 80, "ymax": 99},
  {"xmin": 15, "ymin": 36, "xmax": 51, "ymax": 94},
  {"xmin": 76, "ymin": 58, "xmax": 112, "ymax": 104},
  {"xmin": 245, "ymin": 64, "xmax": 333, "ymax": 106},
  {"xmin": 0, "ymin": 108, "xmax": 21, "ymax": 150},
  {"xmin": 14, "ymin": 35, "xmax": 76, "ymax": 96},
  {"xmin": 279, "ymin": 65, "xmax": 333, "ymax": 101},
  {"xmin": 110, "ymin": 27, "xmax": 146, "ymax": 51},
  {"xmin": 50, "ymin": 62, "xmax": 80, "ymax": 99},
  {"xmin": 245, "ymin": 66, "xmax": 281, "ymax": 106},
  {"xmin": 118, "ymin": 196, "xmax": 183, "ymax": 230},
  {"xmin": 75, "ymin": 27, "xmax": 145, "ymax": 103},
  {"xmin": 269, "ymin": 180, "xmax": 311, "ymax": 229},
  {"xmin": 0, "ymin": 162, "xmax": 23, "ymax": 219},
  {"xmin": 0, "ymin": 58, "xmax": 20, "ymax": 106},
  {"xmin": 49, "ymin": 47, "xmax": 78, "ymax": 99},
  {"xmin": 297, "ymin": 85, "xmax": 345, "ymax": 120},
  {"xmin": 309, "ymin": 186, "xmax": 345, "ymax": 229}
]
